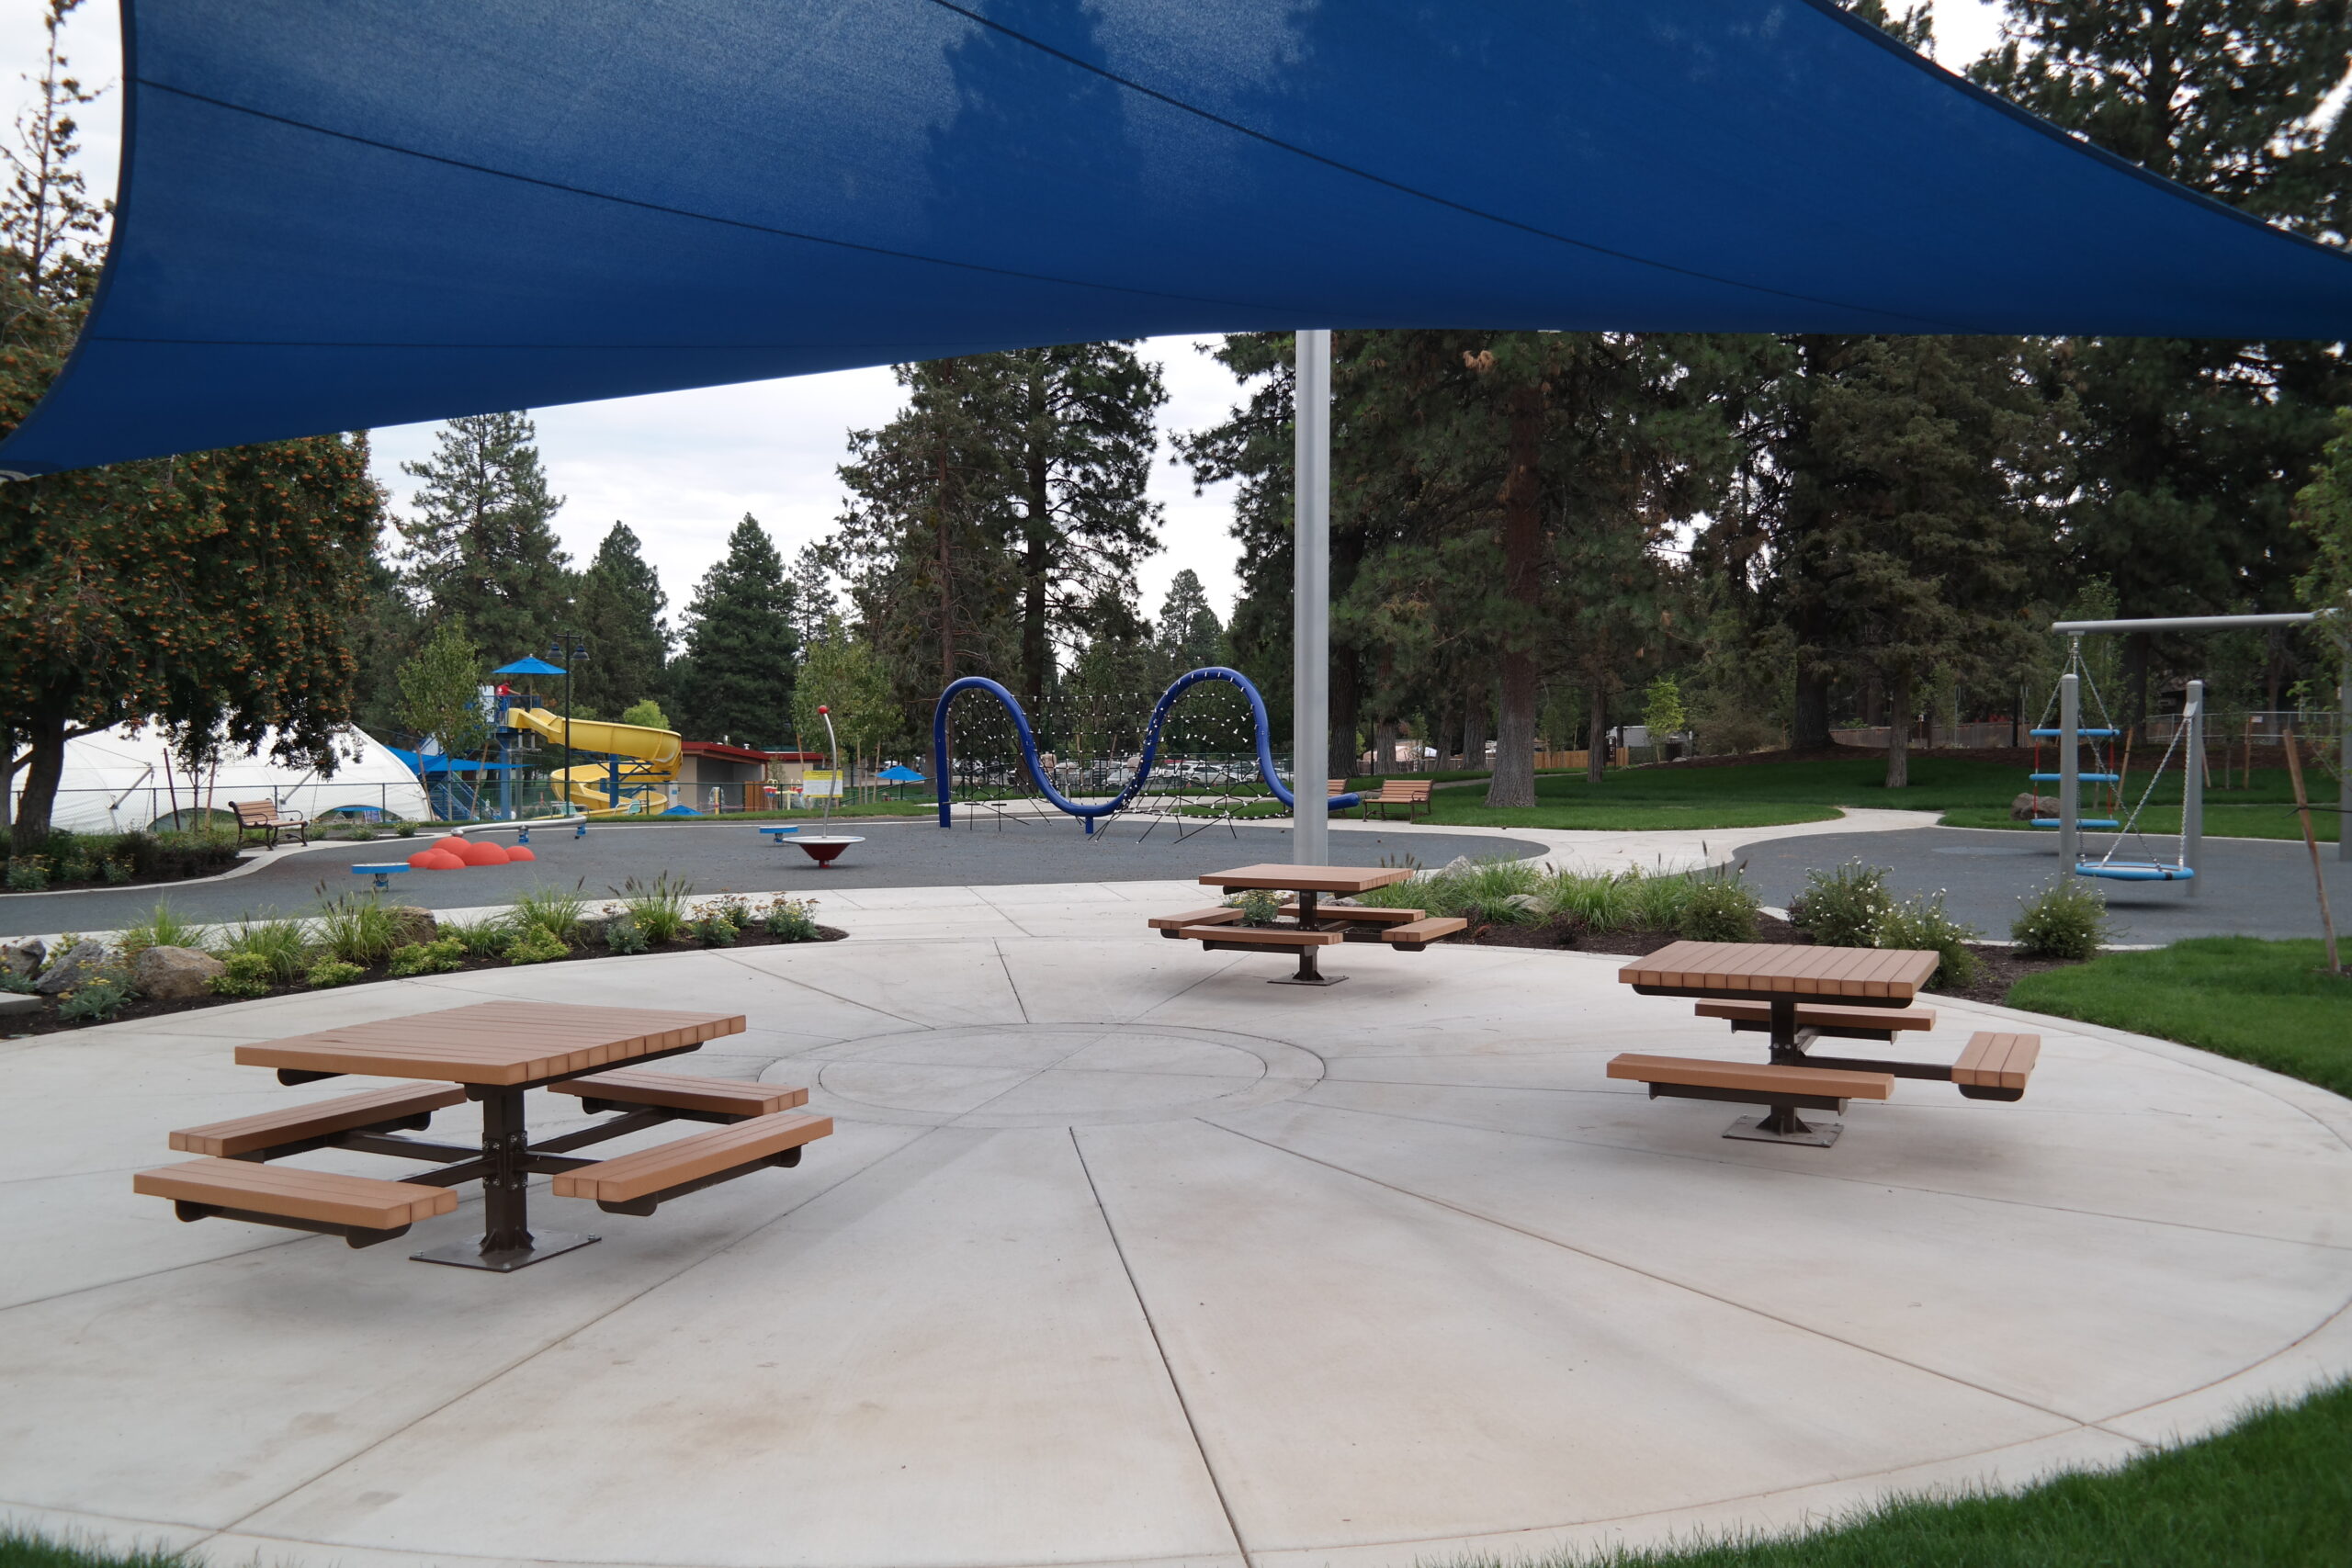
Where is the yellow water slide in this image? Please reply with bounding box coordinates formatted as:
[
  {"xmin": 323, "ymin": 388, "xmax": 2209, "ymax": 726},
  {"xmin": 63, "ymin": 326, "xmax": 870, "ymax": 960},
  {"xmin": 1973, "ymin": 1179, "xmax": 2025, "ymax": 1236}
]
[{"xmin": 502, "ymin": 707, "xmax": 684, "ymax": 815}]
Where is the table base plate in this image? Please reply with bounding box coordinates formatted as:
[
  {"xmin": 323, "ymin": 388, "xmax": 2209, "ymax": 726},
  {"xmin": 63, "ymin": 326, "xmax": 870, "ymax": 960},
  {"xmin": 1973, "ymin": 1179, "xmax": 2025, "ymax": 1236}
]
[
  {"xmin": 1268, "ymin": 974, "xmax": 1347, "ymax": 987},
  {"xmin": 413, "ymin": 1230, "xmax": 601, "ymax": 1271},
  {"xmin": 1724, "ymin": 1114, "xmax": 1841, "ymax": 1148}
]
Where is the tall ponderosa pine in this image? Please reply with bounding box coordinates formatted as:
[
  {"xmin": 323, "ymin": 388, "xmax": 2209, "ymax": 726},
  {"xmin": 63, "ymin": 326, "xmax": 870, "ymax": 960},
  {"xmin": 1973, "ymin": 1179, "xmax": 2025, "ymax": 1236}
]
[
  {"xmin": 1155, "ymin": 570, "xmax": 1223, "ymax": 672},
  {"xmin": 676, "ymin": 514, "xmax": 797, "ymax": 748},
  {"xmin": 573, "ymin": 522, "xmax": 670, "ymax": 717},
  {"xmin": 0, "ymin": 5, "xmax": 384, "ymax": 847},
  {"xmin": 1973, "ymin": 0, "xmax": 2352, "ymax": 718},
  {"xmin": 398, "ymin": 412, "xmax": 573, "ymax": 660}
]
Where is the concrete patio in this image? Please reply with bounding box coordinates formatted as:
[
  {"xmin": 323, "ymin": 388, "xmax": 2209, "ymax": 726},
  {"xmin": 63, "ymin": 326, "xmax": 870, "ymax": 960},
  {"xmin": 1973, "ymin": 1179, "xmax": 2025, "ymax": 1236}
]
[{"xmin": 4, "ymin": 876, "xmax": 2349, "ymax": 1568}]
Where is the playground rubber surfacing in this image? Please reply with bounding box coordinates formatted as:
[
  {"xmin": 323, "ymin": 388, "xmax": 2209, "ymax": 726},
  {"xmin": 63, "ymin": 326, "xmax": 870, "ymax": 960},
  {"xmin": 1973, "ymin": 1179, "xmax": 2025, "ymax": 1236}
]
[{"xmin": 5, "ymin": 892, "xmax": 2350, "ymax": 1568}]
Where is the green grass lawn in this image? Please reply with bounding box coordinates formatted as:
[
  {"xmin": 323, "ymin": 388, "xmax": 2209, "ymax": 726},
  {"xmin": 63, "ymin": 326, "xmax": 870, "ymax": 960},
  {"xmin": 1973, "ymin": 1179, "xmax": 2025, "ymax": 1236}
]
[
  {"xmin": 1363, "ymin": 755, "xmax": 2024, "ymax": 831},
  {"xmin": 1942, "ymin": 801, "xmax": 2338, "ymax": 842},
  {"xmin": 2006, "ymin": 936, "xmax": 2352, "ymax": 1098},
  {"xmin": 1469, "ymin": 1380, "xmax": 2352, "ymax": 1567}
]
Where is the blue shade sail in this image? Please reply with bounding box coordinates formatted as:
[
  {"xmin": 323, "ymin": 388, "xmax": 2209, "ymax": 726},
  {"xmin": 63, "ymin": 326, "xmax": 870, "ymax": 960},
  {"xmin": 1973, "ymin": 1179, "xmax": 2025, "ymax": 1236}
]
[{"xmin": 6, "ymin": 0, "xmax": 2350, "ymax": 477}]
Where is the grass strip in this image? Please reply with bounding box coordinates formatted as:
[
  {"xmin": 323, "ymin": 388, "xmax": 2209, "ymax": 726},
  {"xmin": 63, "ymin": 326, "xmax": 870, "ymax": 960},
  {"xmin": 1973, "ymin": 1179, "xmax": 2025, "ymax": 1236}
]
[
  {"xmin": 2005, "ymin": 936, "xmax": 2352, "ymax": 1099},
  {"xmin": 1453, "ymin": 1381, "xmax": 2352, "ymax": 1567},
  {"xmin": 1941, "ymin": 804, "xmax": 2338, "ymax": 841}
]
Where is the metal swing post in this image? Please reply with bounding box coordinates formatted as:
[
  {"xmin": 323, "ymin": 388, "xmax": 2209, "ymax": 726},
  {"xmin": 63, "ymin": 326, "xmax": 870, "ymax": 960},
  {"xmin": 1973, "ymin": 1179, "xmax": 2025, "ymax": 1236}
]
[
  {"xmin": 2058, "ymin": 669, "xmax": 2080, "ymax": 873},
  {"xmin": 2184, "ymin": 680, "xmax": 2204, "ymax": 895}
]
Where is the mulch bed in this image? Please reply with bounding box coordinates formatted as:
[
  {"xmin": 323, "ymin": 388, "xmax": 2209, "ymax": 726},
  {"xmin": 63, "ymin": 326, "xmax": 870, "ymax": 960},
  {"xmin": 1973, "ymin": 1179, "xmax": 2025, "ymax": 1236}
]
[
  {"xmin": 1442, "ymin": 912, "xmax": 2082, "ymax": 1003},
  {"xmin": 3, "ymin": 923, "xmax": 848, "ymax": 1038}
]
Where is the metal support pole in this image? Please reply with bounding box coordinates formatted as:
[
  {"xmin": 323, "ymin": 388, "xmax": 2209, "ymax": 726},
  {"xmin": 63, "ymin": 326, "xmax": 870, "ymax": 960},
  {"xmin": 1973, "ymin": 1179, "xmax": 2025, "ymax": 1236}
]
[
  {"xmin": 2058, "ymin": 671, "xmax": 2080, "ymax": 871},
  {"xmin": 2184, "ymin": 680, "xmax": 2203, "ymax": 895},
  {"xmin": 2339, "ymin": 653, "xmax": 2348, "ymax": 864},
  {"xmin": 1293, "ymin": 329, "xmax": 1331, "ymax": 866}
]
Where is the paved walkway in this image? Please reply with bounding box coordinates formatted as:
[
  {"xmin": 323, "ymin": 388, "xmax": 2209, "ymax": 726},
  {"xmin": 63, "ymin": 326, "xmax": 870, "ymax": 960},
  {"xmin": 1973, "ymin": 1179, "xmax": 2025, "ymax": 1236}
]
[
  {"xmin": 5, "ymin": 884, "xmax": 2348, "ymax": 1568},
  {"xmin": 1736, "ymin": 825, "xmax": 2352, "ymax": 943}
]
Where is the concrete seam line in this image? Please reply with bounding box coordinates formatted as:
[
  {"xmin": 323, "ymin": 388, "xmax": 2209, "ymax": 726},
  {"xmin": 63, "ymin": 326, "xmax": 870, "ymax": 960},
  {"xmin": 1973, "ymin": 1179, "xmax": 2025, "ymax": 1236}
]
[
  {"xmin": 1068, "ymin": 1126, "xmax": 1253, "ymax": 1565},
  {"xmin": 1206, "ymin": 1117, "xmax": 2163, "ymax": 1429},
  {"xmin": 1293, "ymin": 1090, "xmax": 2352, "ymax": 1257}
]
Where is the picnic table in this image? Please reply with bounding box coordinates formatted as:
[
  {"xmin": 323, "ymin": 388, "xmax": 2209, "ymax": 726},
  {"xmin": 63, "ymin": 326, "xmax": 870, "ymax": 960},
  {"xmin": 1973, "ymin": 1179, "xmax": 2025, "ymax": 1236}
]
[
  {"xmin": 1608, "ymin": 942, "xmax": 2039, "ymax": 1146},
  {"xmin": 1150, "ymin": 863, "xmax": 1464, "ymax": 986},
  {"xmin": 134, "ymin": 1001, "xmax": 831, "ymax": 1270}
]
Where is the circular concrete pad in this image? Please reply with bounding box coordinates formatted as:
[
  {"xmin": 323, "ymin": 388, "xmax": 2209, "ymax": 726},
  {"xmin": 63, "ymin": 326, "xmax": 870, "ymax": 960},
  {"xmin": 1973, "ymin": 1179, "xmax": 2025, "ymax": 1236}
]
[{"xmin": 4, "ymin": 914, "xmax": 2349, "ymax": 1568}]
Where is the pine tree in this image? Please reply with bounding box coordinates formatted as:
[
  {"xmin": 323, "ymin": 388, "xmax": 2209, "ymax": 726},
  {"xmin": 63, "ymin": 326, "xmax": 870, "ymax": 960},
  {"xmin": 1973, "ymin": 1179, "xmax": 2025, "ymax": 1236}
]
[
  {"xmin": 1973, "ymin": 0, "xmax": 2352, "ymax": 719},
  {"xmin": 1155, "ymin": 570, "xmax": 1223, "ymax": 672},
  {"xmin": 573, "ymin": 522, "xmax": 670, "ymax": 716},
  {"xmin": 676, "ymin": 514, "xmax": 797, "ymax": 748},
  {"xmin": 397, "ymin": 412, "xmax": 574, "ymax": 660},
  {"xmin": 788, "ymin": 542, "xmax": 835, "ymax": 650}
]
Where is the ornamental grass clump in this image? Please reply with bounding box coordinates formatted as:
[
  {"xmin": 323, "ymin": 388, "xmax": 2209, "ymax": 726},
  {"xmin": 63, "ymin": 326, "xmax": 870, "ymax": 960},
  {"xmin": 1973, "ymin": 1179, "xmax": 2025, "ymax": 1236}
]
[
  {"xmin": 614, "ymin": 872, "xmax": 695, "ymax": 944},
  {"xmin": 512, "ymin": 882, "xmax": 587, "ymax": 945},
  {"xmin": 1790, "ymin": 860, "xmax": 1896, "ymax": 948},
  {"xmin": 216, "ymin": 917, "xmax": 311, "ymax": 984},
  {"xmin": 440, "ymin": 912, "xmax": 515, "ymax": 958},
  {"xmin": 2012, "ymin": 877, "xmax": 2115, "ymax": 961},
  {"xmin": 119, "ymin": 901, "xmax": 207, "ymax": 956},
  {"xmin": 313, "ymin": 894, "xmax": 403, "ymax": 965}
]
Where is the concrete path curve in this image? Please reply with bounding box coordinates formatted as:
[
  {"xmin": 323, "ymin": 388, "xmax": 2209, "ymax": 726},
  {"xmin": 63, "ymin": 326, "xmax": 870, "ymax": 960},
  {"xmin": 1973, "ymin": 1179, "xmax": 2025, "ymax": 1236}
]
[{"xmin": 5, "ymin": 879, "xmax": 2346, "ymax": 1568}]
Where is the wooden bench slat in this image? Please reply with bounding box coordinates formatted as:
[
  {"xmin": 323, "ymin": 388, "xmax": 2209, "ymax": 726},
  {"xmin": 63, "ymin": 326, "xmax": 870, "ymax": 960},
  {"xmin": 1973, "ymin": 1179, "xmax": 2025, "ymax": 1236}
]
[
  {"xmin": 1175, "ymin": 924, "xmax": 1346, "ymax": 946},
  {"xmin": 1382, "ymin": 917, "xmax": 1468, "ymax": 945},
  {"xmin": 169, "ymin": 1084, "xmax": 467, "ymax": 1157},
  {"xmin": 1693, "ymin": 1000, "xmax": 1938, "ymax": 1032},
  {"xmin": 135, "ymin": 1158, "xmax": 458, "ymax": 1228},
  {"xmin": 1148, "ymin": 907, "xmax": 1245, "ymax": 931},
  {"xmin": 1606, "ymin": 1053, "xmax": 1895, "ymax": 1100},
  {"xmin": 548, "ymin": 1068, "xmax": 808, "ymax": 1118},
  {"xmin": 1953, "ymin": 1032, "xmax": 2041, "ymax": 1089},
  {"xmin": 552, "ymin": 1113, "xmax": 833, "ymax": 1204}
]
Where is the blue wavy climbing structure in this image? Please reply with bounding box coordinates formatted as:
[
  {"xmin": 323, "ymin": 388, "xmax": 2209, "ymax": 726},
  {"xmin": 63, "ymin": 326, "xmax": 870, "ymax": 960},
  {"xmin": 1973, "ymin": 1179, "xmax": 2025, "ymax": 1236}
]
[{"xmin": 933, "ymin": 667, "xmax": 1361, "ymax": 831}]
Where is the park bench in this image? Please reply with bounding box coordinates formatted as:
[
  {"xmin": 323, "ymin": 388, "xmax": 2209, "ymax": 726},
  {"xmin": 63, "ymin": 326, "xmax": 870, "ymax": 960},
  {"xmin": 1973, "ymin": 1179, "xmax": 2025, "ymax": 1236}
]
[
  {"xmin": 549, "ymin": 1067, "xmax": 809, "ymax": 1122},
  {"xmin": 168, "ymin": 1084, "xmax": 465, "ymax": 1160},
  {"xmin": 133, "ymin": 1157, "xmax": 458, "ymax": 1247},
  {"xmin": 551, "ymin": 1112, "xmax": 833, "ymax": 1215},
  {"xmin": 1357, "ymin": 779, "xmax": 1434, "ymax": 821},
  {"xmin": 231, "ymin": 798, "xmax": 308, "ymax": 849},
  {"xmin": 1606, "ymin": 1053, "xmax": 1895, "ymax": 1146}
]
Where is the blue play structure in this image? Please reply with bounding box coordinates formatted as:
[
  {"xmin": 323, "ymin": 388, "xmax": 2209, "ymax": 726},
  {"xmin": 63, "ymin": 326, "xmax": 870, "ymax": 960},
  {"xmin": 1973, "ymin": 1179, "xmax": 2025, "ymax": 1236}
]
[
  {"xmin": 2030, "ymin": 640, "xmax": 2203, "ymax": 888},
  {"xmin": 932, "ymin": 668, "xmax": 1361, "ymax": 834}
]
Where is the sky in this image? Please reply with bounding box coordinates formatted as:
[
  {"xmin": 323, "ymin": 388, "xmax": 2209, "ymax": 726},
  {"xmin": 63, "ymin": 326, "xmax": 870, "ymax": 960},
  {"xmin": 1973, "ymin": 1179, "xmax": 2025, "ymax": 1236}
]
[{"xmin": 4, "ymin": 0, "xmax": 2011, "ymax": 629}]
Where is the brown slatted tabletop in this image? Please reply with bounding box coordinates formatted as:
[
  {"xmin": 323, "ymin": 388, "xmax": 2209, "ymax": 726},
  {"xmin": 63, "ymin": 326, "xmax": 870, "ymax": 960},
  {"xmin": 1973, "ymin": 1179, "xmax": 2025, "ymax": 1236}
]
[
  {"xmin": 1199, "ymin": 863, "xmax": 1416, "ymax": 895},
  {"xmin": 235, "ymin": 1000, "xmax": 745, "ymax": 1088},
  {"xmin": 1618, "ymin": 942, "xmax": 1938, "ymax": 1003}
]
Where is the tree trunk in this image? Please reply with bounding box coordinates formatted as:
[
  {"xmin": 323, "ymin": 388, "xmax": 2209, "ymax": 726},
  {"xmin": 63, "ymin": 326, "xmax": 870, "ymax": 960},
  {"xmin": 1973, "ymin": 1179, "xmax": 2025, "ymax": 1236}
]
[
  {"xmin": 1463, "ymin": 682, "xmax": 1488, "ymax": 773},
  {"xmin": 11, "ymin": 716, "xmax": 70, "ymax": 853},
  {"xmin": 1484, "ymin": 386, "xmax": 1545, "ymax": 809},
  {"xmin": 1883, "ymin": 670, "xmax": 1912, "ymax": 790},
  {"xmin": 1792, "ymin": 668, "xmax": 1832, "ymax": 752},
  {"xmin": 1371, "ymin": 717, "xmax": 1399, "ymax": 778},
  {"xmin": 1588, "ymin": 682, "xmax": 1609, "ymax": 785},
  {"xmin": 1433, "ymin": 696, "xmax": 1460, "ymax": 769},
  {"xmin": 1329, "ymin": 647, "xmax": 1362, "ymax": 784}
]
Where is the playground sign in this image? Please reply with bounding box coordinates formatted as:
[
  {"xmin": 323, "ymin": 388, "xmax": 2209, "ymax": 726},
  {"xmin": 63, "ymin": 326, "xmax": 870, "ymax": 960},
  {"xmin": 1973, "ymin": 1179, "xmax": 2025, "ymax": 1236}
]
[{"xmin": 801, "ymin": 770, "xmax": 843, "ymax": 799}]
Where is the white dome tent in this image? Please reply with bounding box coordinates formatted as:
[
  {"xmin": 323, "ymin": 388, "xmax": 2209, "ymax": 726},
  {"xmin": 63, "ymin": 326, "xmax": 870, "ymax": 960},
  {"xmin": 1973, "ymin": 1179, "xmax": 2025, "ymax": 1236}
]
[{"xmin": 33, "ymin": 726, "xmax": 433, "ymax": 835}]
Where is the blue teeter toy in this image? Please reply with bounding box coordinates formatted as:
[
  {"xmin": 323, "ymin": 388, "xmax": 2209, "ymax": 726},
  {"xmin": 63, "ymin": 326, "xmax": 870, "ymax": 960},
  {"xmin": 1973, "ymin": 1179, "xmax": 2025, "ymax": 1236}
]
[
  {"xmin": 758, "ymin": 825, "xmax": 801, "ymax": 840},
  {"xmin": 351, "ymin": 863, "xmax": 410, "ymax": 893}
]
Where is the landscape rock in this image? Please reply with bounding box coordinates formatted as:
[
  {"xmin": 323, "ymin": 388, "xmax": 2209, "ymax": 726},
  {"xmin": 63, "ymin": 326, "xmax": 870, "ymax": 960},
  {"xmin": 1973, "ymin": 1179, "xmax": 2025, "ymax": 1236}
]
[
  {"xmin": 1502, "ymin": 893, "xmax": 1545, "ymax": 913},
  {"xmin": 36, "ymin": 941, "xmax": 113, "ymax": 997},
  {"xmin": 130, "ymin": 944, "xmax": 226, "ymax": 1000},
  {"xmin": 1, "ymin": 940, "xmax": 44, "ymax": 980},
  {"xmin": 2010, "ymin": 792, "xmax": 2060, "ymax": 821},
  {"xmin": 388, "ymin": 906, "xmax": 440, "ymax": 946}
]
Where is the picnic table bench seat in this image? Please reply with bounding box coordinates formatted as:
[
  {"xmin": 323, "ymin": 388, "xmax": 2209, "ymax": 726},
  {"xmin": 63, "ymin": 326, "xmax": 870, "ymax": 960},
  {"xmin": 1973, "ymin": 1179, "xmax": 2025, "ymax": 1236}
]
[
  {"xmin": 1953, "ymin": 1032, "xmax": 2041, "ymax": 1101},
  {"xmin": 1695, "ymin": 999, "xmax": 1939, "ymax": 1041},
  {"xmin": 1607, "ymin": 1052, "xmax": 1895, "ymax": 1145},
  {"xmin": 1279, "ymin": 902, "xmax": 1419, "ymax": 925},
  {"xmin": 549, "ymin": 1067, "xmax": 809, "ymax": 1121},
  {"xmin": 1381, "ymin": 916, "xmax": 1469, "ymax": 949},
  {"xmin": 230, "ymin": 798, "xmax": 308, "ymax": 849},
  {"xmin": 552, "ymin": 1112, "xmax": 833, "ymax": 1215},
  {"xmin": 1150, "ymin": 907, "xmax": 1244, "ymax": 935},
  {"xmin": 168, "ymin": 1084, "xmax": 466, "ymax": 1160},
  {"xmin": 1176, "ymin": 923, "xmax": 1347, "ymax": 948},
  {"xmin": 134, "ymin": 1157, "xmax": 458, "ymax": 1247}
]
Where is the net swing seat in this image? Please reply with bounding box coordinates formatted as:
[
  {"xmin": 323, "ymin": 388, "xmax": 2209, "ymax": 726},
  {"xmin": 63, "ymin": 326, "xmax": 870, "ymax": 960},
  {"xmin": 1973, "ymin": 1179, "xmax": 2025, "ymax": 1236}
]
[
  {"xmin": 2073, "ymin": 693, "xmax": 2198, "ymax": 889},
  {"xmin": 2075, "ymin": 860, "xmax": 2195, "ymax": 882}
]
